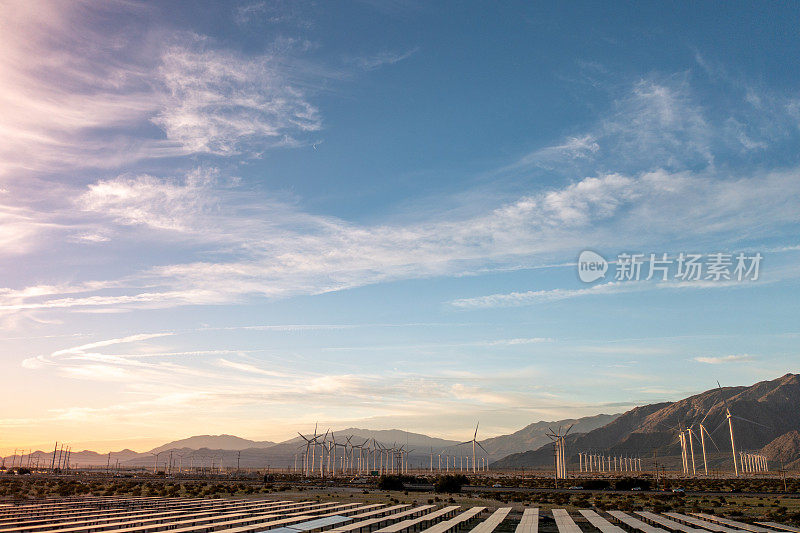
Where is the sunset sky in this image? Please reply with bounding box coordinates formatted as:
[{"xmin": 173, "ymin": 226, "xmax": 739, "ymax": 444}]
[{"xmin": 1, "ymin": 1, "xmax": 799, "ymax": 455}]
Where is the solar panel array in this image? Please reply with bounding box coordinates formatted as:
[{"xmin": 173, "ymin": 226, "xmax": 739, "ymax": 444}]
[{"xmin": 0, "ymin": 497, "xmax": 797, "ymax": 533}]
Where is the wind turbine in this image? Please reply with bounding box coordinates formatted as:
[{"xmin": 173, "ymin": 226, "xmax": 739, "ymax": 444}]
[
  {"xmin": 707, "ymin": 381, "xmax": 771, "ymax": 477},
  {"xmin": 458, "ymin": 422, "xmax": 488, "ymax": 473},
  {"xmin": 720, "ymin": 382, "xmax": 739, "ymax": 477},
  {"xmin": 405, "ymin": 448, "xmax": 414, "ymax": 474},
  {"xmin": 327, "ymin": 431, "xmax": 335, "ymax": 475},
  {"xmin": 298, "ymin": 424, "xmax": 321, "ymax": 477},
  {"xmin": 696, "ymin": 408, "xmax": 721, "ymax": 475},
  {"xmin": 546, "ymin": 424, "xmax": 573, "ymax": 479},
  {"xmin": 353, "ymin": 438, "xmax": 369, "ymax": 474},
  {"xmin": 318, "ymin": 429, "xmax": 329, "ymax": 477},
  {"xmin": 686, "ymin": 427, "xmax": 696, "ymax": 475}
]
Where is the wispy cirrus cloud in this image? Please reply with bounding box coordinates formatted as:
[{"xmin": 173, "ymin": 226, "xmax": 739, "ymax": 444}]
[
  {"xmin": 3, "ymin": 162, "xmax": 800, "ymax": 315},
  {"xmin": 154, "ymin": 39, "xmax": 323, "ymax": 155},
  {"xmin": 0, "ymin": 1, "xmax": 326, "ymax": 177},
  {"xmin": 448, "ymin": 275, "xmax": 778, "ymax": 310},
  {"xmin": 349, "ymin": 47, "xmax": 419, "ymax": 70},
  {"xmin": 8, "ymin": 331, "xmax": 563, "ymax": 437},
  {"xmin": 450, "ymin": 282, "xmax": 638, "ymax": 309},
  {"xmin": 694, "ymin": 354, "xmax": 753, "ymax": 364},
  {"xmin": 22, "ymin": 332, "xmax": 174, "ymax": 369},
  {"xmin": 3, "ymin": 66, "xmax": 800, "ymax": 320}
]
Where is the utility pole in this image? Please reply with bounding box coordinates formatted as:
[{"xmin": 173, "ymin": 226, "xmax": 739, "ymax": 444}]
[
  {"xmin": 237, "ymin": 451, "xmax": 241, "ymax": 473},
  {"xmin": 780, "ymin": 460, "xmax": 787, "ymax": 492},
  {"xmin": 652, "ymin": 449, "xmax": 659, "ymax": 490}
]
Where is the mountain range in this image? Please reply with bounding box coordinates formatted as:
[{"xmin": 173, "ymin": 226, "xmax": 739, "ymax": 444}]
[
  {"xmin": 150, "ymin": 435, "xmax": 276, "ymax": 453},
  {"xmin": 1, "ymin": 419, "xmax": 614, "ymax": 469},
  {"xmin": 491, "ymin": 373, "xmax": 800, "ymax": 470},
  {"xmin": 6, "ymin": 373, "xmax": 800, "ymax": 471}
]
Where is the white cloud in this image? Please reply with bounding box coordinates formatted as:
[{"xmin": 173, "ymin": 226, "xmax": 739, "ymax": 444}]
[
  {"xmin": 0, "ymin": 2, "xmax": 325, "ymax": 178},
  {"xmin": 351, "ymin": 48, "xmax": 419, "ymax": 70},
  {"xmin": 153, "ymin": 41, "xmax": 322, "ymax": 155},
  {"xmin": 22, "ymin": 332, "xmax": 173, "ymax": 369},
  {"xmin": 694, "ymin": 354, "xmax": 753, "ymax": 364},
  {"xmin": 2, "ymin": 161, "xmax": 799, "ymax": 314},
  {"xmin": 2, "ymin": 67, "xmax": 800, "ymax": 318},
  {"xmin": 450, "ymin": 282, "xmax": 639, "ymax": 309},
  {"xmin": 50, "ymin": 333, "xmax": 174, "ymax": 357},
  {"xmin": 78, "ymin": 168, "xmax": 223, "ymax": 232}
]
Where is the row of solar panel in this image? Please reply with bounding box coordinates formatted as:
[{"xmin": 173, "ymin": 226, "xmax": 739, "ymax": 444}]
[{"xmin": 1, "ymin": 496, "xmax": 798, "ymax": 533}]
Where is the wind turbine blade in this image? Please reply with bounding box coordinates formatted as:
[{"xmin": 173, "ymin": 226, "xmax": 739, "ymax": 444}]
[
  {"xmin": 709, "ymin": 417, "xmax": 729, "ymax": 436},
  {"xmin": 732, "ymin": 415, "xmax": 770, "ymax": 429},
  {"xmin": 564, "ymin": 424, "xmax": 575, "ymax": 436},
  {"xmin": 456, "ymin": 440, "xmax": 471, "ymax": 446},
  {"xmin": 699, "ymin": 400, "xmax": 721, "ymax": 426},
  {"xmin": 716, "ymin": 381, "xmax": 733, "ymax": 410},
  {"xmin": 474, "ymin": 422, "xmax": 479, "ymax": 440},
  {"xmin": 477, "ymin": 441, "xmax": 488, "ymax": 453},
  {"xmin": 703, "ymin": 427, "xmax": 722, "ymax": 452}
]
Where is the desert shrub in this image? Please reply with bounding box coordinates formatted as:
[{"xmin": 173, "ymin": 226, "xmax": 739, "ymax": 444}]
[
  {"xmin": 614, "ymin": 477, "xmax": 651, "ymax": 491},
  {"xmin": 434, "ymin": 474, "xmax": 468, "ymax": 493},
  {"xmin": 583, "ymin": 479, "xmax": 611, "ymax": 490},
  {"xmin": 378, "ymin": 475, "xmax": 406, "ymax": 491}
]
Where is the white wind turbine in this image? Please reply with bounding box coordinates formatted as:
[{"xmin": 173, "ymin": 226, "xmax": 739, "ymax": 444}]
[
  {"xmin": 695, "ymin": 409, "xmax": 721, "ymax": 476},
  {"xmin": 404, "ymin": 448, "xmax": 414, "ymax": 473},
  {"xmin": 706, "ymin": 382, "xmax": 771, "ymax": 477},
  {"xmin": 458, "ymin": 422, "xmax": 488, "ymax": 473},
  {"xmin": 328, "ymin": 431, "xmax": 337, "ymax": 476},
  {"xmin": 319, "ymin": 429, "xmax": 329, "ymax": 477},
  {"xmin": 354, "ymin": 438, "xmax": 369, "ymax": 473},
  {"xmin": 297, "ymin": 423, "xmax": 321, "ymax": 477}
]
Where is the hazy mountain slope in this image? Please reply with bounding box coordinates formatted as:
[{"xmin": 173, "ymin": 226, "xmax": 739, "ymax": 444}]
[
  {"xmin": 490, "ymin": 403, "xmax": 668, "ymax": 469},
  {"xmin": 479, "ymin": 413, "xmax": 621, "ymax": 459},
  {"xmin": 491, "ymin": 373, "xmax": 800, "ymax": 469},
  {"xmin": 2, "ymin": 448, "xmax": 143, "ymax": 468},
  {"xmin": 327, "ymin": 428, "xmax": 460, "ymax": 450},
  {"xmin": 761, "ymin": 430, "xmax": 800, "ymax": 464},
  {"xmin": 149, "ymin": 435, "xmax": 275, "ymax": 453}
]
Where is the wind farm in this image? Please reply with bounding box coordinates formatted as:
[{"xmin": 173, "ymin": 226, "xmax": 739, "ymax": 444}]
[
  {"xmin": 4, "ymin": 377, "xmax": 800, "ymax": 533},
  {"xmin": 4, "ymin": 375, "xmax": 800, "ymax": 481},
  {"xmin": 2, "ymin": 1, "xmax": 800, "ymax": 532}
]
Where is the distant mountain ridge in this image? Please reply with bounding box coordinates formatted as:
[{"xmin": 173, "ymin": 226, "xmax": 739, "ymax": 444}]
[
  {"xmin": 479, "ymin": 413, "xmax": 620, "ymax": 459},
  {"xmin": 149, "ymin": 435, "xmax": 275, "ymax": 453},
  {"xmin": 761, "ymin": 430, "xmax": 800, "ymax": 470},
  {"xmin": 491, "ymin": 373, "xmax": 800, "ymax": 470},
  {"xmin": 8, "ymin": 374, "xmax": 798, "ymax": 470}
]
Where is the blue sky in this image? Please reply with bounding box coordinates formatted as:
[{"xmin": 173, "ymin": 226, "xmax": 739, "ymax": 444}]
[{"xmin": 1, "ymin": 0, "xmax": 799, "ymax": 453}]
